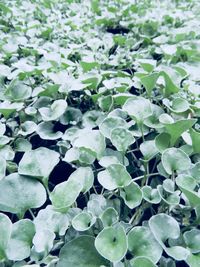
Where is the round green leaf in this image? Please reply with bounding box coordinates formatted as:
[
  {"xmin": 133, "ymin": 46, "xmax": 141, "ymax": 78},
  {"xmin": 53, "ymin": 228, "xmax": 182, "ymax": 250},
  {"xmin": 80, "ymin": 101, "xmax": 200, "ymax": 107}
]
[
  {"xmin": 39, "ymin": 99, "xmax": 67, "ymax": 121},
  {"xmin": 57, "ymin": 235, "xmax": 109, "ymax": 267},
  {"xmin": 73, "ymin": 130, "xmax": 106, "ymax": 158},
  {"xmin": 149, "ymin": 214, "xmax": 189, "ymax": 260},
  {"xmin": 111, "ymin": 127, "xmax": 135, "ymax": 152},
  {"xmin": 72, "ymin": 212, "xmax": 95, "ymax": 231},
  {"xmin": 184, "ymin": 229, "xmax": 200, "ymax": 253},
  {"xmin": 142, "ymin": 186, "xmax": 161, "ymax": 204},
  {"xmin": 100, "ymin": 207, "xmax": 119, "ymax": 227},
  {"xmin": 123, "ymin": 96, "xmax": 152, "ymax": 123},
  {"xmin": 161, "ymin": 148, "xmax": 191, "ymax": 175},
  {"xmin": 0, "ymin": 173, "xmax": 46, "ymax": 215},
  {"xmin": 120, "ymin": 181, "xmax": 143, "ymax": 209},
  {"xmin": 6, "ymin": 219, "xmax": 35, "ymax": 261},
  {"xmin": 34, "ymin": 205, "xmax": 69, "ymax": 236},
  {"xmin": 128, "ymin": 226, "xmax": 162, "ymax": 263},
  {"xmin": 95, "ymin": 225, "xmax": 128, "ymax": 262},
  {"xmin": 37, "ymin": 122, "xmax": 63, "ymax": 140},
  {"xmin": 50, "ymin": 179, "xmax": 82, "ymax": 212},
  {"xmin": 99, "ymin": 116, "xmax": 127, "ymax": 138},
  {"xmin": 0, "ymin": 213, "xmax": 12, "ymax": 261},
  {"xmin": 18, "ymin": 147, "xmax": 60, "ymax": 181},
  {"xmin": 97, "ymin": 164, "xmax": 132, "ymax": 190}
]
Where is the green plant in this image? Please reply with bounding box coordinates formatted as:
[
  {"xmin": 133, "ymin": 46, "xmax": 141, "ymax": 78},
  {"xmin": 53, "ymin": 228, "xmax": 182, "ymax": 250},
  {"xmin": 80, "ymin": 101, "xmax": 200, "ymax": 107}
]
[{"xmin": 0, "ymin": 0, "xmax": 200, "ymax": 266}]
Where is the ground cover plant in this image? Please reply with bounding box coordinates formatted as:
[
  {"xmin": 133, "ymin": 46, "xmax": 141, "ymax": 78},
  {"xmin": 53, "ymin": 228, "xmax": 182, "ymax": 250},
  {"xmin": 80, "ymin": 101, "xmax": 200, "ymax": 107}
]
[{"xmin": 0, "ymin": 0, "xmax": 200, "ymax": 266}]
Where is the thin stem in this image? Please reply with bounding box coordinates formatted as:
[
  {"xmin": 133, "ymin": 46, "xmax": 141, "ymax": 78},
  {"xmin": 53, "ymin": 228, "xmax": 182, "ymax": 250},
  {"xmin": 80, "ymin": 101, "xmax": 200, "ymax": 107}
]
[
  {"xmin": 29, "ymin": 209, "xmax": 35, "ymax": 219},
  {"xmin": 132, "ymin": 172, "xmax": 159, "ymax": 182}
]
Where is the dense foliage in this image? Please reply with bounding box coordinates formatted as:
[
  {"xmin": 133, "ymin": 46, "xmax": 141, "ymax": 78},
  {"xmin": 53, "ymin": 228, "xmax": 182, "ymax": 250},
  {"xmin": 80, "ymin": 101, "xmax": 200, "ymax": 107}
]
[{"xmin": 0, "ymin": 0, "xmax": 200, "ymax": 266}]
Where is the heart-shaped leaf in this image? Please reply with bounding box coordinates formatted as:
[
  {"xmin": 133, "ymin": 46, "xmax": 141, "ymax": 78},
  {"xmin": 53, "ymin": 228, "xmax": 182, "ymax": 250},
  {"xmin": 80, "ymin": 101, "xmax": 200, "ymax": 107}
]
[
  {"xmin": 111, "ymin": 127, "xmax": 135, "ymax": 152},
  {"xmin": 18, "ymin": 147, "xmax": 60, "ymax": 182},
  {"xmin": 123, "ymin": 96, "xmax": 152, "ymax": 123},
  {"xmin": 73, "ymin": 130, "xmax": 106, "ymax": 158},
  {"xmin": 128, "ymin": 226, "xmax": 162, "ymax": 263},
  {"xmin": 34, "ymin": 205, "xmax": 69, "ymax": 236},
  {"xmin": 99, "ymin": 116, "xmax": 127, "ymax": 138},
  {"xmin": 50, "ymin": 179, "xmax": 82, "ymax": 212},
  {"xmin": 95, "ymin": 225, "xmax": 128, "ymax": 262},
  {"xmin": 161, "ymin": 148, "xmax": 191, "ymax": 175},
  {"xmin": 0, "ymin": 213, "xmax": 12, "ymax": 261},
  {"xmin": 39, "ymin": 99, "xmax": 67, "ymax": 121},
  {"xmin": 120, "ymin": 181, "xmax": 143, "ymax": 209},
  {"xmin": 149, "ymin": 214, "xmax": 189, "ymax": 260},
  {"xmin": 72, "ymin": 212, "xmax": 95, "ymax": 231},
  {"xmin": 0, "ymin": 173, "xmax": 46, "ymax": 216},
  {"xmin": 6, "ymin": 219, "xmax": 35, "ymax": 261},
  {"xmin": 97, "ymin": 164, "xmax": 132, "ymax": 190}
]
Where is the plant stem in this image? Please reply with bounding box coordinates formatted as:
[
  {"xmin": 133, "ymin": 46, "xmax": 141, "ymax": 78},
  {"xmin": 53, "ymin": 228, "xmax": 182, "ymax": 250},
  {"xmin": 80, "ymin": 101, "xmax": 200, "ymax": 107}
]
[{"xmin": 132, "ymin": 172, "xmax": 159, "ymax": 182}]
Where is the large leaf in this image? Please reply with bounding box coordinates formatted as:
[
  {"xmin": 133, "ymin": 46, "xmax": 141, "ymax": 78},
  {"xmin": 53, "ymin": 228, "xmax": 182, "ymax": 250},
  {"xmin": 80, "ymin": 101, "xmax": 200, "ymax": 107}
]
[
  {"xmin": 149, "ymin": 214, "xmax": 189, "ymax": 260},
  {"xmin": 123, "ymin": 96, "xmax": 152, "ymax": 123},
  {"xmin": 50, "ymin": 179, "xmax": 82, "ymax": 212},
  {"xmin": 57, "ymin": 236, "xmax": 109, "ymax": 267},
  {"xmin": 73, "ymin": 130, "xmax": 106, "ymax": 158},
  {"xmin": 128, "ymin": 226, "xmax": 162, "ymax": 263},
  {"xmin": 6, "ymin": 219, "xmax": 35, "ymax": 261},
  {"xmin": 0, "ymin": 213, "xmax": 12, "ymax": 261},
  {"xmin": 161, "ymin": 148, "xmax": 191, "ymax": 175},
  {"xmin": 0, "ymin": 173, "xmax": 46, "ymax": 216},
  {"xmin": 95, "ymin": 225, "xmax": 128, "ymax": 262},
  {"xmin": 18, "ymin": 147, "xmax": 60, "ymax": 182}
]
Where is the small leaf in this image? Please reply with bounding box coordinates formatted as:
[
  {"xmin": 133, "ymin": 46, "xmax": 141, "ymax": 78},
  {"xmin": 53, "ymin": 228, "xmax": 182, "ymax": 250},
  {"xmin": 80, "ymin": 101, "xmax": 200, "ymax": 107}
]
[
  {"xmin": 120, "ymin": 181, "xmax": 143, "ymax": 209},
  {"xmin": 72, "ymin": 212, "xmax": 95, "ymax": 231},
  {"xmin": 98, "ymin": 164, "xmax": 132, "ymax": 190},
  {"xmin": 95, "ymin": 225, "xmax": 127, "ymax": 262},
  {"xmin": 37, "ymin": 122, "xmax": 63, "ymax": 140},
  {"xmin": 111, "ymin": 127, "xmax": 135, "ymax": 152},
  {"xmin": 161, "ymin": 148, "xmax": 191, "ymax": 175},
  {"xmin": 100, "ymin": 207, "xmax": 119, "ymax": 227},
  {"xmin": 39, "ymin": 99, "xmax": 67, "ymax": 121},
  {"xmin": 69, "ymin": 167, "xmax": 94, "ymax": 193},
  {"xmin": 142, "ymin": 186, "xmax": 161, "ymax": 204},
  {"xmin": 176, "ymin": 175, "xmax": 200, "ymax": 207}
]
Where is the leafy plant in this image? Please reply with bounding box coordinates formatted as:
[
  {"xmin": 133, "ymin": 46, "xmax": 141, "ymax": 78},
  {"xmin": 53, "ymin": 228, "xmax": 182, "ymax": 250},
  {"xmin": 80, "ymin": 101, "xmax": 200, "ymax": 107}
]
[{"xmin": 0, "ymin": 0, "xmax": 200, "ymax": 266}]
